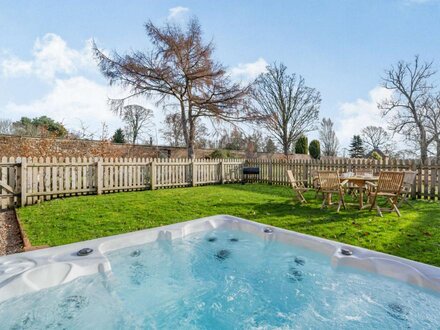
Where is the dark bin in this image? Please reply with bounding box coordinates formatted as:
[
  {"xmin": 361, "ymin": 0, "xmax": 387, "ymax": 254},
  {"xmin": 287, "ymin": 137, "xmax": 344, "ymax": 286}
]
[
  {"xmin": 243, "ymin": 167, "xmax": 260, "ymax": 175},
  {"xmin": 242, "ymin": 167, "xmax": 260, "ymax": 184}
]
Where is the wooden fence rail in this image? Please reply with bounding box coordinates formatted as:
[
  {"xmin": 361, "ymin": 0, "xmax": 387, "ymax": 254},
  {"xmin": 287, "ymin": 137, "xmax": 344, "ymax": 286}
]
[{"xmin": 0, "ymin": 157, "xmax": 439, "ymax": 209}]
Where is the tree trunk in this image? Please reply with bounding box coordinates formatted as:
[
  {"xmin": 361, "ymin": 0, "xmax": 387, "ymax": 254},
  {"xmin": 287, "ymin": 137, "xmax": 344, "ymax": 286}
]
[
  {"xmin": 419, "ymin": 130, "xmax": 428, "ymax": 165},
  {"xmin": 283, "ymin": 144, "xmax": 289, "ymax": 157},
  {"xmin": 282, "ymin": 134, "xmax": 289, "ymax": 157},
  {"xmin": 180, "ymin": 100, "xmax": 189, "ymax": 146},
  {"xmin": 436, "ymin": 139, "xmax": 440, "ymax": 163},
  {"xmin": 188, "ymin": 117, "xmax": 196, "ymax": 159},
  {"xmin": 187, "ymin": 142, "xmax": 195, "ymax": 159},
  {"xmin": 132, "ymin": 133, "xmax": 137, "ymax": 145}
]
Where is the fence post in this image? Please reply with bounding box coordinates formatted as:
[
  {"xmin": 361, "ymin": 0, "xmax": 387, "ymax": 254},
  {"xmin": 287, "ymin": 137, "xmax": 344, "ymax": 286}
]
[
  {"xmin": 192, "ymin": 160, "xmax": 197, "ymax": 187},
  {"xmin": 410, "ymin": 160, "xmax": 417, "ymax": 200},
  {"xmin": 20, "ymin": 158, "xmax": 27, "ymax": 207},
  {"xmin": 96, "ymin": 160, "xmax": 103, "ymax": 195},
  {"xmin": 220, "ymin": 161, "xmax": 225, "ymax": 184},
  {"xmin": 302, "ymin": 163, "xmax": 307, "ymax": 184},
  {"xmin": 151, "ymin": 161, "xmax": 156, "ymax": 190},
  {"xmin": 268, "ymin": 161, "xmax": 273, "ymax": 185}
]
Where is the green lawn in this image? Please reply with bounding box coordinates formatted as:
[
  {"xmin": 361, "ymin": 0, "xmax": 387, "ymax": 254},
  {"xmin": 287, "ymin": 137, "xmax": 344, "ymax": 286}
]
[{"xmin": 17, "ymin": 184, "xmax": 440, "ymax": 266}]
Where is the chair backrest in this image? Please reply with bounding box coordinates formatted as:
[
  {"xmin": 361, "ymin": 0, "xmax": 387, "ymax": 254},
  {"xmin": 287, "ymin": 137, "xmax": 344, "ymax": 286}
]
[
  {"xmin": 286, "ymin": 170, "xmax": 298, "ymax": 188},
  {"xmin": 377, "ymin": 171, "xmax": 405, "ymax": 194},
  {"xmin": 403, "ymin": 171, "xmax": 417, "ymax": 186},
  {"xmin": 317, "ymin": 171, "xmax": 340, "ymax": 190}
]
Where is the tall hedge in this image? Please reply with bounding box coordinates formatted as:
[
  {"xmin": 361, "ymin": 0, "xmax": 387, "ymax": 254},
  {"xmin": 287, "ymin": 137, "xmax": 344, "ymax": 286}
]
[
  {"xmin": 295, "ymin": 135, "xmax": 308, "ymax": 154},
  {"xmin": 309, "ymin": 140, "xmax": 320, "ymax": 159}
]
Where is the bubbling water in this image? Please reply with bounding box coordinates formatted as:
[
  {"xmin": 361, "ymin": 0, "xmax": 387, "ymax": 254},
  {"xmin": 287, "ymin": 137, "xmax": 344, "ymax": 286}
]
[{"xmin": 1, "ymin": 229, "xmax": 439, "ymax": 329}]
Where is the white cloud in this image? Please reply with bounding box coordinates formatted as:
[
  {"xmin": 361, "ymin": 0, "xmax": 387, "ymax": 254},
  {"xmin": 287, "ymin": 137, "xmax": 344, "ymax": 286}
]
[
  {"xmin": 1, "ymin": 56, "xmax": 33, "ymax": 76},
  {"xmin": 168, "ymin": 6, "xmax": 189, "ymax": 20},
  {"xmin": 1, "ymin": 33, "xmax": 94, "ymax": 81},
  {"xmin": 1, "ymin": 33, "xmax": 165, "ymax": 142},
  {"xmin": 230, "ymin": 58, "xmax": 268, "ymax": 83},
  {"xmin": 4, "ymin": 75, "xmax": 164, "ymax": 138},
  {"xmin": 335, "ymin": 86, "xmax": 393, "ymax": 147},
  {"xmin": 5, "ymin": 77, "xmax": 120, "ymax": 131}
]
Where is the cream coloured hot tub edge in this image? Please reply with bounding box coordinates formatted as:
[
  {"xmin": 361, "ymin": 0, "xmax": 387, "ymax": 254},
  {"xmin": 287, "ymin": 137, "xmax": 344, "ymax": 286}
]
[{"xmin": 0, "ymin": 215, "xmax": 439, "ymax": 303}]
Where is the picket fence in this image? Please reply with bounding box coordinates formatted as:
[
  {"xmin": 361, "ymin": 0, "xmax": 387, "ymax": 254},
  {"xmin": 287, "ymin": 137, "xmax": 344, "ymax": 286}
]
[{"xmin": 0, "ymin": 156, "xmax": 439, "ymax": 209}]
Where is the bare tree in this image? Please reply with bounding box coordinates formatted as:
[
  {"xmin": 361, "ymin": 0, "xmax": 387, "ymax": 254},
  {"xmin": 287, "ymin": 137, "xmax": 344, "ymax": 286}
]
[
  {"xmin": 161, "ymin": 113, "xmax": 185, "ymax": 146},
  {"xmin": 251, "ymin": 63, "xmax": 320, "ymax": 157},
  {"xmin": 425, "ymin": 93, "xmax": 440, "ymax": 161},
  {"xmin": 194, "ymin": 122, "xmax": 209, "ymax": 148},
  {"xmin": 246, "ymin": 130, "xmax": 263, "ymax": 153},
  {"xmin": 319, "ymin": 118, "xmax": 339, "ymax": 157},
  {"xmin": 380, "ymin": 56, "xmax": 436, "ymax": 164},
  {"xmin": 0, "ymin": 119, "xmax": 13, "ymax": 135},
  {"xmin": 263, "ymin": 137, "xmax": 277, "ymax": 154},
  {"xmin": 71, "ymin": 120, "xmax": 96, "ymax": 140},
  {"xmin": 160, "ymin": 112, "xmax": 209, "ymax": 148},
  {"xmin": 114, "ymin": 105, "xmax": 153, "ymax": 144},
  {"xmin": 361, "ymin": 126, "xmax": 391, "ymax": 151},
  {"xmin": 94, "ymin": 18, "xmax": 249, "ymax": 158},
  {"xmin": 217, "ymin": 127, "xmax": 244, "ymax": 150},
  {"xmin": 98, "ymin": 122, "xmax": 110, "ymax": 141}
]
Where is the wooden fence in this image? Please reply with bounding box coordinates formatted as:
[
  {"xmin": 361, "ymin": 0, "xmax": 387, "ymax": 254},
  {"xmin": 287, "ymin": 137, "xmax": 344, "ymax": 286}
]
[
  {"xmin": 0, "ymin": 157, "xmax": 244, "ymax": 208},
  {"xmin": 0, "ymin": 157, "xmax": 439, "ymax": 209}
]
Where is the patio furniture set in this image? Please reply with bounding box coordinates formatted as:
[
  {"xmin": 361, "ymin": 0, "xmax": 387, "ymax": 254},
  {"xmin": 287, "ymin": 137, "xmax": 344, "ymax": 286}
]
[{"xmin": 287, "ymin": 169, "xmax": 417, "ymax": 217}]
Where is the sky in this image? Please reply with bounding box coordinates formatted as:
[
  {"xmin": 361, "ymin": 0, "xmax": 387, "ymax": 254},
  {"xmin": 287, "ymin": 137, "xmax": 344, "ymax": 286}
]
[{"xmin": 1, "ymin": 0, "xmax": 440, "ymax": 149}]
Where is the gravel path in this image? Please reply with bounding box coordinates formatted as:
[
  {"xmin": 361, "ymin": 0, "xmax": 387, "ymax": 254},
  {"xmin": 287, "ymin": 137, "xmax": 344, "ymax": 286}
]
[{"xmin": 0, "ymin": 210, "xmax": 23, "ymax": 256}]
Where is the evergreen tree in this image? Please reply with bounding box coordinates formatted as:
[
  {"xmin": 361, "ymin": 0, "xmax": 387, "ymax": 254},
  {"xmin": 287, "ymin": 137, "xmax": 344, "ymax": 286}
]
[
  {"xmin": 309, "ymin": 140, "xmax": 320, "ymax": 159},
  {"xmin": 295, "ymin": 135, "xmax": 308, "ymax": 154},
  {"xmin": 349, "ymin": 135, "xmax": 365, "ymax": 158},
  {"xmin": 264, "ymin": 138, "xmax": 277, "ymax": 153},
  {"xmin": 112, "ymin": 128, "xmax": 126, "ymax": 143}
]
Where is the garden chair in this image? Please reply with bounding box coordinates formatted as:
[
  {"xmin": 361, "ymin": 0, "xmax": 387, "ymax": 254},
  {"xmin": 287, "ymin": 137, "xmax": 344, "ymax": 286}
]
[
  {"xmin": 286, "ymin": 170, "xmax": 309, "ymax": 203},
  {"xmin": 367, "ymin": 171, "xmax": 405, "ymax": 217},
  {"xmin": 311, "ymin": 170, "xmax": 322, "ymax": 198},
  {"xmin": 397, "ymin": 171, "xmax": 417, "ymax": 208},
  {"xmin": 317, "ymin": 171, "xmax": 348, "ymax": 212}
]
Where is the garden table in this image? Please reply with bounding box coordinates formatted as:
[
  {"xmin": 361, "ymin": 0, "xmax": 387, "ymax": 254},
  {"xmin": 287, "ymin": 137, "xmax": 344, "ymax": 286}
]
[{"xmin": 341, "ymin": 175, "xmax": 379, "ymax": 209}]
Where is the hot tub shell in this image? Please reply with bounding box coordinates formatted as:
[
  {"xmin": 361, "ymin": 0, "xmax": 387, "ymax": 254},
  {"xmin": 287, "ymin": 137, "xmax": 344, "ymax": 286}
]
[{"xmin": 0, "ymin": 214, "xmax": 439, "ymax": 303}]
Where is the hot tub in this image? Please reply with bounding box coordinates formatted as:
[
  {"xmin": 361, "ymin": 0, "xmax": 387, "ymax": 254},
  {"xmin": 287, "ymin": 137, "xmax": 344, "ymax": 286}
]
[{"xmin": 0, "ymin": 215, "xmax": 439, "ymax": 328}]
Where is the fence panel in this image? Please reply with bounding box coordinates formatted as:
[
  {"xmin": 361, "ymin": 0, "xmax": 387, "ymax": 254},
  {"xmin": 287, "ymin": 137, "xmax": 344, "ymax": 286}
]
[
  {"xmin": 0, "ymin": 157, "xmax": 439, "ymax": 208},
  {"xmin": 0, "ymin": 157, "xmax": 20, "ymax": 209}
]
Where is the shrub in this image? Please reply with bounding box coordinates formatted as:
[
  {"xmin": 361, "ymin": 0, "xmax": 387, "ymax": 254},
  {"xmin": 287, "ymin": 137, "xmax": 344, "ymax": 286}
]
[
  {"xmin": 209, "ymin": 149, "xmax": 231, "ymax": 159},
  {"xmin": 295, "ymin": 135, "xmax": 308, "ymax": 154},
  {"xmin": 371, "ymin": 151, "xmax": 382, "ymax": 161},
  {"xmin": 309, "ymin": 140, "xmax": 320, "ymax": 159}
]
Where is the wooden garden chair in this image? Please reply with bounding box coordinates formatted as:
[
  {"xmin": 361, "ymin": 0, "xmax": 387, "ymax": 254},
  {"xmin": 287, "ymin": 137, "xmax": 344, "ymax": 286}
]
[
  {"xmin": 311, "ymin": 170, "xmax": 322, "ymax": 198},
  {"xmin": 367, "ymin": 171, "xmax": 405, "ymax": 217},
  {"xmin": 286, "ymin": 170, "xmax": 309, "ymax": 203},
  {"xmin": 317, "ymin": 171, "xmax": 348, "ymax": 212},
  {"xmin": 397, "ymin": 171, "xmax": 417, "ymax": 208}
]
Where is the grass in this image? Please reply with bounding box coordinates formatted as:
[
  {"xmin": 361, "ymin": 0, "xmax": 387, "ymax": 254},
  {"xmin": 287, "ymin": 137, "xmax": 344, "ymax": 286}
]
[{"xmin": 17, "ymin": 183, "xmax": 440, "ymax": 266}]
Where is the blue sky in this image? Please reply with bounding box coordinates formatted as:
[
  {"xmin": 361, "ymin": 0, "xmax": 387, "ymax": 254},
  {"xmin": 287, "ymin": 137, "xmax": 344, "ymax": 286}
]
[{"xmin": 1, "ymin": 0, "xmax": 440, "ymax": 148}]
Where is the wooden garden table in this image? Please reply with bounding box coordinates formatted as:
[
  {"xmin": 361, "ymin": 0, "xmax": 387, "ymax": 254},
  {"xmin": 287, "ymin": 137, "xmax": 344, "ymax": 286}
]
[{"xmin": 341, "ymin": 175, "xmax": 379, "ymax": 209}]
